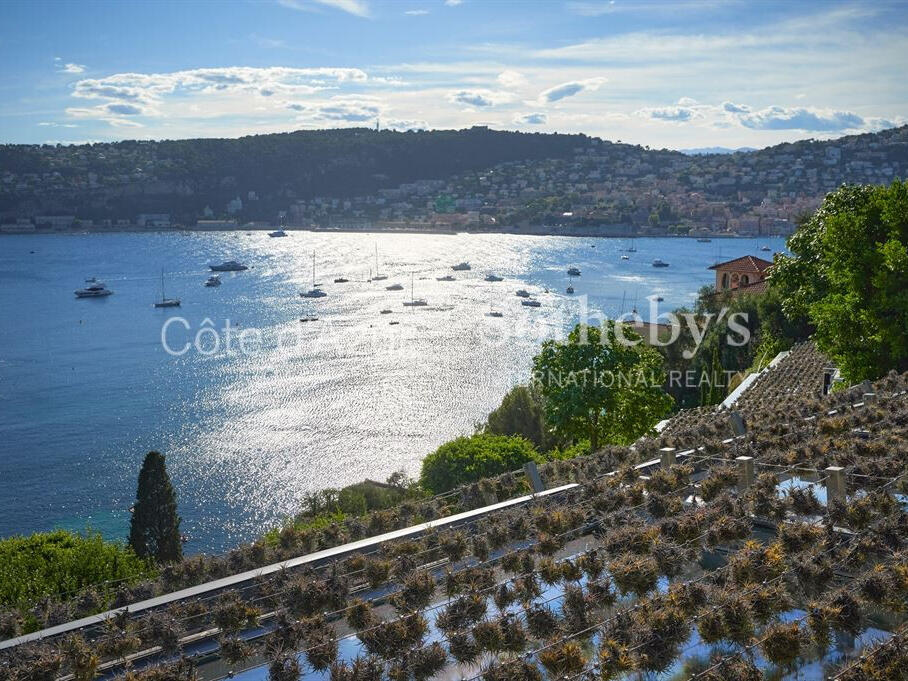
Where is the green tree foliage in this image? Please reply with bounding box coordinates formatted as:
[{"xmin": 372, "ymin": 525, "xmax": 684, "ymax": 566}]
[
  {"xmin": 699, "ymin": 343, "xmax": 726, "ymax": 406},
  {"xmin": 0, "ymin": 530, "xmax": 149, "ymax": 610},
  {"xmin": 659, "ymin": 285, "xmax": 812, "ymax": 408},
  {"xmin": 532, "ymin": 322, "xmax": 673, "ymax": 450},
  {"xmin": 420, "ymin": 434, "xmax": 544, "ymax": 494},
  {"xmin": 771, "ymin": 181, "xmax": 908, "ymax": 382},
  {"xmin": 128, "ymin": 451, "xmax": 182, "ymax": 563},
  {"xmin": 483, "ymin": 384, "xmax": 558, "ymax": 452}
]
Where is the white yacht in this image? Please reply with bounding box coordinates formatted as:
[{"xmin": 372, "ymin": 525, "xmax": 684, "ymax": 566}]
[
  {"xmin": 268, "ymin": 229, "xmax": 288, "ymax": 237},
  {"xmin": 515, "ymin": 289, "xmax": 531, "ymax": 298},
  {"xmin": 75, "ymin": 281, "xmax": 113, "ymax": 298},
  {"xmin": 621, "ymin": 254, "xmax": 629, "ymax": 260},
  {"xmin": 452, "ymin": 262, "xmax": 471, "ymax": 271},
  {"xmin": 204, "ymin": 275, "xmax": 221, "ymax": 287},
  {"xmin": 209, "ymin": 261, "xmax": 248, "ymax": 272},
  {"xmin": 485, "ymin": 274, "xmax": 503, "ymax": 282}
]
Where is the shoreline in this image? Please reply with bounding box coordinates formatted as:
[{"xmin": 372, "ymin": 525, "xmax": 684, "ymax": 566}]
[{"xmin": 1, "ymin": 225, "xmax": 764, "ymax": 239}]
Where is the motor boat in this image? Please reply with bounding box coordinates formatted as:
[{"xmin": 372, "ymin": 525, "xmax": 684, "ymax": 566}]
[
  {"xmin": 204, "ymin": 275, "xmax": 221, "ymax": 287},
  {"xmin": 75, "ymin": 281, "xmax": 113, "ymax": 298},
  {"xmin": 652, "ymin": 259, "xmax": 670, "ymax": 268},
  {"xmin": 380, "ymin": 309, "xmax": 393, "ymax": 315},
  {"xmin": 334, "ymin": 277, "xmax": 349, "ymax": 283},
  {"xmin": 209, "ymin": 261, "xmax": 248, "ymax": 272},
  {"xmin": 621, "ymin": 255, "xmax": 629, "ymax": 260},
  {"xmin": 567, "ymin": 266, "xmax": 581, "ymax": 277},
  {"xmin": 566, "ymin": 285, "xmax": 574, "ymax": 294},
  {"xmin": 300, "ymin": 288, "xmax": 327, "ymax": 298},
  {"xmin": 299, "ymin": 316, "xmax": 319, "ymax": 322},
  {"xmin": 437, "ymin": 275, "xmax": 456, "ymax": 281},
  {"xmin": 521, "ymin": 299, "xmax": 541, "ymax": 308},
  {"xmin": 268, "ymin": 229, "xmax": 288, "ymax": 237},
  {"xmin": 487, "ymin": 310, "xmax": 504, "ymax": 318},
  {"xmin": 697, "ymin": 238, "xmax": 712, "ymax": 242},
  {"xmin": 655, "ymin": 296, "xmax": 664, "ymax": 302},
  {"xmin": 485, "ymin": 274, "xmax": 503, "ymax": 282},
  {"xmin": 452, "ymin": 262, "xmax": 471, "ymax": 271},
  {"xmin": 761, "ymin": 246, "xmax": 771, "ymax": 252},
  {"xmin": 515, "ymin": 289, "xmax": 531, "ymax": 298},
  {"xmin": 386, "ymin": 283, "xmax": 404, "ymax": 291}
]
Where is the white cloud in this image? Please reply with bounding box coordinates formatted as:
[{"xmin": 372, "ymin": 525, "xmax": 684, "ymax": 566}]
[
  {"xmin": 384, "ymin": 118, "xmax": 428, "ymax": 131},
  {"xmin": 444, "ymin": 0, "xmax": 463, "ymax": 5},
  {"xmin": 497, "ymin": 70, "xmax": 527, "ymax": 88},
  {"xmin": 447, "ymin": 89, "xmax": 515, "ymax": 108},
  {"xmin": 514, "ymin": 112, "xmax": 547, "ymax": 125},
  {"xmin": 291, "ymin": 96, "xmax": 384, "ymax": 123},
  {"xmin": 538, "ymin": 77, "xmax": 606, "ymax": 103},
  {"xmin": 636, "ymin": 105, "xmax": 698, "ymax": 122},
  {"xmin": 404, "ymin": 9, "xmax": 429, "ymax": 15},
  {"xmin": 277, "ymin": 0, "xmax": 370, "ymax": 17},
  {"xmin": 71, "ymin": 67, "xmax": 367, "ymax": 109},
  {"xmin": 60, "ymin": 63, "xmax": 86, "ymax": 74},
  {"xmin": 736, "ymin": 105, "xmax": 865, "ymax": 131},
  {"xmin": 37, "ymin": 122, "xmax": 78, "ymax": 128}
]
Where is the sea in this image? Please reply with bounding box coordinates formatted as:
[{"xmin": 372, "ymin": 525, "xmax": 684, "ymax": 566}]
[{"xmin": 0, "ymin": 231, "xmax": 786, "ymax": 553}]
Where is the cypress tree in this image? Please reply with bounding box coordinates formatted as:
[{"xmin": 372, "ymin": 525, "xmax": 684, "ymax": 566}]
[{"xmin": 129, "ymin": 451, "xmax": 182, "ymax": 562}]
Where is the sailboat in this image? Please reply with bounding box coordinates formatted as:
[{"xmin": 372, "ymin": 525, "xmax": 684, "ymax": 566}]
[
  {"xmin": 300, "ymin": 252, "xmax": 327, "ymax": 298},
  {"xmin": 371, "ymin": 244, "xmax": 388, "ymax": 281},
  {"xmin": 153, "ymin": 269, "xmax": 181, "ymax": 307},
  {"xmin": 486, "ymin": 295, "xmax": 503, "ymax": 318},
  {"xmin": 402, "ymin": 272, "xmax": 427, "ymax": 306},
  {"xmin": 626, "ymin": 238, "xmax": 637, "ymax": 253}
]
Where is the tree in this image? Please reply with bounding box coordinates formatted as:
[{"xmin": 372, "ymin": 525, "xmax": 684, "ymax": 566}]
[
  {"xmin": 420, "ymin": 434, "xmax": 543, "ymax": 494},
  {"xmin": 699, "ymin": 342, "xmax": 726, "ymax": 406},
  {"xmin": 129, "ymin": 451, "xmax": 182, "ymax": 563},
  {"xmin": 532, "ymin": 322, "xmax": 673, "ymax": 450},
  {"xmin": 483, "ymin": 384, "xmax": 558, "ymax": 452},
  {"xmin": 771, "ymin": 181, "xmax": 908, "ymax": 382}
]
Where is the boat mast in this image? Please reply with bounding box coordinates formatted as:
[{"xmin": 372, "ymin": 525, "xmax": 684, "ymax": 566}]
[
  {"xmin": 375, "ymin": 244, "xmax": 379, "ymax": 278},
  {"xmin": 161, "ymin": 268, "xmax": 165, "ymax": 302}
]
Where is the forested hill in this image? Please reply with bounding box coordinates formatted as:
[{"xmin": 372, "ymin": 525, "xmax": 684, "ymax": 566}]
[
  {"xmin": 0, "ymin": 127, "xmax": 605, "ymax": 219},
  {"xmin": 1, "ymin": 125, "xmax": 906, "ymax": 225}
]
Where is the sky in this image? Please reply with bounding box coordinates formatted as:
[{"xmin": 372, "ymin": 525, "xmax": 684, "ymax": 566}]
[{"xmin": 1, "ymin": 0, "xmax": 906, "ymax": 149}]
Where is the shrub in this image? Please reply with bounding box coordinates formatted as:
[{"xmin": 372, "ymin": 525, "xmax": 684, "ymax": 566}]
[
  {"xmin": 419, "ymin": 434, "xmax": 543, "ymax": 494},
  {"xmin": 0, "ymin": 530, "xmax": 150, "ymax": 612}
]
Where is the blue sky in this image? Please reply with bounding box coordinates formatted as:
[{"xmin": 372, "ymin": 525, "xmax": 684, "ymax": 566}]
[{"xmin": 1, "ymin": 0, "xmax": 906, "ymax": 148}]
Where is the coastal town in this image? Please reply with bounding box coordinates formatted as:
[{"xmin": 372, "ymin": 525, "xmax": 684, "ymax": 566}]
[{"xmin": 2, "ymin": 124, "xmax": 906, "ymax": 237}]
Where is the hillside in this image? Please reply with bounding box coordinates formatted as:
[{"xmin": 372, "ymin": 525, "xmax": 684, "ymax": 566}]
[
  {"xmin": 0, "ymin": 127, "xmax": 597, "ymax": 221},
  {"xmin": 1, "ymin": 125, "xmax": 907, "ymax": 233}
]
